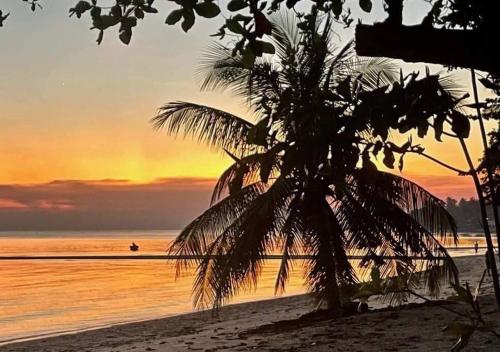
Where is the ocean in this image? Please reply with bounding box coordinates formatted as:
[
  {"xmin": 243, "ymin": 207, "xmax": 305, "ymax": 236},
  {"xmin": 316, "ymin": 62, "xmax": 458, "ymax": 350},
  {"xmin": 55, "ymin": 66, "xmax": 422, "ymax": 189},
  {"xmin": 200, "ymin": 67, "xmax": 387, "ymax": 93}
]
[{"xmin": 0, "ymin": 230, "xmax": 489, "ymax": 345}]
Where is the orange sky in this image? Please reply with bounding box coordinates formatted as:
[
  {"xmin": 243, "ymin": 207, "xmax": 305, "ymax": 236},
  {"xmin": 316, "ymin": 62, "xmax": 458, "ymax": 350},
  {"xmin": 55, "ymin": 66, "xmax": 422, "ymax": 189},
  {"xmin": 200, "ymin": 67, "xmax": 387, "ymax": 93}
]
[{"xmin": 0, "ymin": 0, "xmax": 494, "ymax": 206}]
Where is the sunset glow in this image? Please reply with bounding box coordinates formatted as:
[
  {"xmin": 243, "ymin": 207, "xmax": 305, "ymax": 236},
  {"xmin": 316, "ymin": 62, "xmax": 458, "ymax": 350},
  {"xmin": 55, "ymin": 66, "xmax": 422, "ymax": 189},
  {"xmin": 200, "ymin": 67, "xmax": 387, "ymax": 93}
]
[{"xmin": 0, "ymin": 0, "xmax": 492, "ymax": 229}]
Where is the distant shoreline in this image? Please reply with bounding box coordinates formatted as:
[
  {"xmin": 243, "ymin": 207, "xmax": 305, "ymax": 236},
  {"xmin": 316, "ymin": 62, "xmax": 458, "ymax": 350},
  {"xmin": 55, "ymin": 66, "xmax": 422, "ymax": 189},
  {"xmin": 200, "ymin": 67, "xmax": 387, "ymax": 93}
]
[{"xmin": 0, "ymin": 247, "xmax": 493, "ymax": 261}]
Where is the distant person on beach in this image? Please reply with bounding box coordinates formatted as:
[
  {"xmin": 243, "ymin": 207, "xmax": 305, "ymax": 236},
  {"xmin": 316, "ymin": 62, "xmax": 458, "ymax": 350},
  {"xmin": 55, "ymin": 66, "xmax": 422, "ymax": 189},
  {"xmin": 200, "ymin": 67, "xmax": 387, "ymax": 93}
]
[{"xmin": 475, "ymin": 241, "xmax": 479, "ymax": 254}]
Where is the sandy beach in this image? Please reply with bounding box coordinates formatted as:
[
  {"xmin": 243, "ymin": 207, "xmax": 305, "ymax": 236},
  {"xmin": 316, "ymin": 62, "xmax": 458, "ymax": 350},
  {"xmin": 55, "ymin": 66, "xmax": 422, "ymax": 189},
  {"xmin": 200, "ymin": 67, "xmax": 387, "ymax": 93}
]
[{"xmin": 2, "ymin": 255, "xmax": 500, "ymax": 352}]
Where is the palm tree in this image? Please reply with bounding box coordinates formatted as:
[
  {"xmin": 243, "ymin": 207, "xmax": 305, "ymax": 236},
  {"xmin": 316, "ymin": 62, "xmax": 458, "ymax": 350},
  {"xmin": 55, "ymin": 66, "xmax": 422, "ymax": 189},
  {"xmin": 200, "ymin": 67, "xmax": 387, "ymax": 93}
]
[{"xmin": 152, "ymin": 14, "xmax": 458, "ymax": 314}]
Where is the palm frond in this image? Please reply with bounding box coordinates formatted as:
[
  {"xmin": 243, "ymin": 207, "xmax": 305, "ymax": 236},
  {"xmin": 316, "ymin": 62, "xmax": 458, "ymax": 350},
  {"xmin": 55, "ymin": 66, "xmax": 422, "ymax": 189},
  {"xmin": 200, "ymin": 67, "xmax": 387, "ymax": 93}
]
[
  {"xmin": 275, "ymin": 195, "xmax": 304, "ymax": 294},
  {"xmin": 323, "ymin": 41, "xmax": 355, "ymax": 88},
  {"xmin": 271, "ymin": 12, "xmax": 300, "ymax": 62},
  {"xmin": 197, "ymin": 42, "xmax": 282, "ymax": 106},
  {"xmin": 152, "ymin": 101, "xmax": 255, "ymax": 154},
  {"xmin": 197, "ymin": 42, "xmax": 249, "ymax": 92},
  {"xmin": 168, "ymin": 182, "xmax": 266, "ymax": 277},
  {"xmin": 192, "ymin": 177, "xmax": 293, "ymax": 309},
  {"xmin": 377, "ymin": 171, "xmax": 458, "ymax": 241},
  {"xmin": 344, "ymin": 171, "xmax": 458, "ymax": 296},
  {"xmin": 357, "ymin": 58, "xmax": 398, "ymax": 90},
  {"xmin": 342, "ymin": 56, "xmax": 398, "ymax": 91},
  {"xmin": 211, "ymin": 150, "xmax": 282, "ymax": 205},
  {"xmin": 436, "ymin": 73, "xmax": 466, "ymax": 100}
]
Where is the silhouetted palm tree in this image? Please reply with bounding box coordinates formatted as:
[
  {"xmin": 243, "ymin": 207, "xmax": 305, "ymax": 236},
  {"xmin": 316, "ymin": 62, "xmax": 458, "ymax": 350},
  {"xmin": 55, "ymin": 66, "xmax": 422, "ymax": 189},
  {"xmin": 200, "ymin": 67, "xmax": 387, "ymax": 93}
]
[{"xmin": 153, "ymin": 14, "xmax": 458, "ymax": 314}]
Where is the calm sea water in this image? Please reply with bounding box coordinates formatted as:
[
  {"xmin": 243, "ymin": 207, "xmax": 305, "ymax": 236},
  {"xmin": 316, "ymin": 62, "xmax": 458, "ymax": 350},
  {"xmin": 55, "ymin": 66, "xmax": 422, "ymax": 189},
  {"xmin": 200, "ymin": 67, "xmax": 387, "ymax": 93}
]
[{"xmin": 0, "ymin": 230, "xmax": 490, "ymax": 344}]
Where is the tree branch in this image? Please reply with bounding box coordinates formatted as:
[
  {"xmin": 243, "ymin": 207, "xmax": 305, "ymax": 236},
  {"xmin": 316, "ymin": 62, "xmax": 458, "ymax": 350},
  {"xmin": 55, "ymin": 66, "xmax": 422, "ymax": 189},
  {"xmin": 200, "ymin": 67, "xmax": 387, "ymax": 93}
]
[{"xmin": 408, "ymin": 150, "xmax": 470, "ymax": 175}]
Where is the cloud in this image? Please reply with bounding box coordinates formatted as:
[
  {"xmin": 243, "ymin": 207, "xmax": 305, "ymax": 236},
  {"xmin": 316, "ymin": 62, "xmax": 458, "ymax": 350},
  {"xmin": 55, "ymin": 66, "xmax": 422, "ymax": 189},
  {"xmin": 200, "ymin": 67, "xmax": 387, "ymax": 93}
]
[
  {"xmin": 0, "ymin": 198, "xmax": 28, "ymax": 209},
  {"xmin": 0, "ymin": 174, "xmax": 477, "ymax": 231},
  {"xmin": 37, "ymin": 199, "xmax": 76, "ymax": 210},
  {"xmin": 0, "ymin": 178, "xmax": 216, "ymax": 231}
]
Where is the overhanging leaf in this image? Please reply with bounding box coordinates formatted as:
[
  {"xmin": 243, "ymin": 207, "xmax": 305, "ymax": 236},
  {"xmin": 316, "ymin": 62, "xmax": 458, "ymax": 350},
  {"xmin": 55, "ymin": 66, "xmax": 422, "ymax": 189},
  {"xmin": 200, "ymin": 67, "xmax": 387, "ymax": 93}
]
[
  {"xmin": 227, "ymin": 0, "xmax": 248, "ymax": 12},
  {"xmin": 195, "ymin": 2, "xmax": 220, "ymax": 18},
  {"xmin": 181, "ymin": 10, "xmax": 196, "ymax": 33},
  {"xmin": 165, "ymin": 9, "xmax": 183, "ymax": 25},
  {"xmin": 450, "ymin": 111, "xmax": 471, "ymax": 138}
]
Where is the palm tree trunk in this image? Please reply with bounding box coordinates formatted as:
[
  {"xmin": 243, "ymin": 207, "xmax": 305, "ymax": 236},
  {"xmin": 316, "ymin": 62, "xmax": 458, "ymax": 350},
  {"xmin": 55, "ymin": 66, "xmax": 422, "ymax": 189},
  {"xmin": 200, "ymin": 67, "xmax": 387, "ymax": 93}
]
[
  {"xmin": 325, "ymin": 260, "xmax": 342, "ymax": 315},
  {"xmin": 316, "ymin": 230, "xmax": 343, "ymax": 315},
  {"xmin": 459, "ymin": 138, "xmax": 500, "ymax": 313},
  {"xmin": 471, "ymin": 69, "xmax": 500, "ymax": 262},
  {"xmin": 311, "ymin": 196, "xmax": 344, "ymax": 316}
]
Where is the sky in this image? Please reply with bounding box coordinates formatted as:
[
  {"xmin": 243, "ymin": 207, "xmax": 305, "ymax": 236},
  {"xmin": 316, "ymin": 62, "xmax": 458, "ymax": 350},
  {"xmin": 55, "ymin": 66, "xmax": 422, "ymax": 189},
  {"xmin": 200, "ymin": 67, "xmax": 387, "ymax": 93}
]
[
  {"xmin": 0, "ymin": 178, "xmax": 214, "ymax": 230},
  {"xmin": 0, "ymin": 0, "xmax": 495, "ymax": 230}
]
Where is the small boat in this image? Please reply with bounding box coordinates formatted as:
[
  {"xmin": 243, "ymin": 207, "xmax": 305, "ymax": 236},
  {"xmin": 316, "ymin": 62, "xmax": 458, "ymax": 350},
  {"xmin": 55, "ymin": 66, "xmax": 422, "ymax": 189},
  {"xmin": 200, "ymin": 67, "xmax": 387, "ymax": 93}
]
[{"xmin": 129, "ymin": 243, "xmax": 139, "ymax": 252}]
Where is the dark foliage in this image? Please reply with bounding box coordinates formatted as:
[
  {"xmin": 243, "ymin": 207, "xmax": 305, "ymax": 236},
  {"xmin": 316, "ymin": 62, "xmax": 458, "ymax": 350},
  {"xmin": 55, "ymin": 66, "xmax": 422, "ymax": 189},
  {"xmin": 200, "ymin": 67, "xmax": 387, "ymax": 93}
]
[{"xmin": 479, "ymin": 129, "xmax": 500, "ymax": 206}]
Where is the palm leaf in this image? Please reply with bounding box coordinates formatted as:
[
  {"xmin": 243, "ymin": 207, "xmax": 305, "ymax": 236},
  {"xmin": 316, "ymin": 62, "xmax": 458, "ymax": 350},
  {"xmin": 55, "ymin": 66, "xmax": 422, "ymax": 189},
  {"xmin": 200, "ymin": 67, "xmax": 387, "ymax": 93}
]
[
  {"xmin": 275, "ymin": 195, "xmax": 304, "ymax": 294},
  {"xmin": 350, "ymin": 57, "xmax": 399, "ymax": 91},
  {"xmin": 192, "ymin": 177, "xmax": 293, "ymax": 309},
  {"xmin": 168, "ymin": 182, "xmax": 266, "ymax": 277},
  {"xmin": 198, "ymin": 43, "xmax": 281, "ymax": 105},
  {"xmin": 270, "ymin": 12, "xmax": 300, "ymax": 62},
  {"xmin": 152, "ymin": 101, "xmax": 255, "ymax": 154},
  {"xmin": 344, "ymin": 170, "xmax": 458, "ymax": 296},
  {"xmin": 197, "ymin": 42, "xmax": 248, "ymax": 92},
  {"xmin": 376, "ymin": 171, "xmax": 458, "ymax": 241},
  {"xmin": 211, "ymin": 150, "xmax": 282, "ymax": 205}
]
